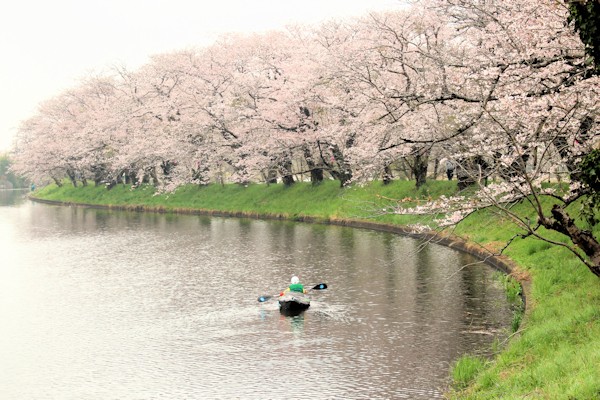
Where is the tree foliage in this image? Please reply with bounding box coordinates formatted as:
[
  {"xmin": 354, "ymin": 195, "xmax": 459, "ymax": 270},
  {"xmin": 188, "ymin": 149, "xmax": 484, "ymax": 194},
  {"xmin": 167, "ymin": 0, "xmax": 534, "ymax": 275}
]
[
  {"xmin": 567, "ymin": 0, "xmax": 600, "ymax": 74},
  {"xmin": 0, "ymin": 154, "xmax": 28, "ymax": 188},
  {"xmin": 579, "ymin": 149, "xmax": 600, "ymax": 225}
]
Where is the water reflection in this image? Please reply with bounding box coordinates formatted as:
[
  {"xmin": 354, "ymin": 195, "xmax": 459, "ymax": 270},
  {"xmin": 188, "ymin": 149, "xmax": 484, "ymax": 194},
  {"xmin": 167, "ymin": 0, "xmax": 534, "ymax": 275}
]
[
  {"xmin": 0, "ymin": 199, "xmax": 513, "ymax": 399},
  {"xmin": 0, "ymin": 189, "xmax": 28, "ymax": 206}
]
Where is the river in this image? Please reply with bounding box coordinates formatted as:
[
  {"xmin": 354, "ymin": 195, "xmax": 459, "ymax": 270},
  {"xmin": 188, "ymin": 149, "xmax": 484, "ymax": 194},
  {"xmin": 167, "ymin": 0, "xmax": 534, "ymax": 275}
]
[{"xmin": 0, "ymin": 190, "xmax": 512, "ymax": 399}]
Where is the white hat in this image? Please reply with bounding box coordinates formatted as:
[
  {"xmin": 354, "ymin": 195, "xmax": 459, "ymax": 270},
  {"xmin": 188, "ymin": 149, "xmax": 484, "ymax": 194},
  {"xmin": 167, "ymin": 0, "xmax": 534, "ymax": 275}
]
[{"xmin": 291, "ymin": 276, "xmax": 299, "ymax": 284}]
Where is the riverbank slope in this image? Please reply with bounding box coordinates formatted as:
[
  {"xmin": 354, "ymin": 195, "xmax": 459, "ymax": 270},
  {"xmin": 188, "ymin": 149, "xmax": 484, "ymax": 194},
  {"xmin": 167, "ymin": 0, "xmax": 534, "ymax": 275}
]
[{"xmin": 31, "ymin": 181, "xmax": 600, "ymax": 399}]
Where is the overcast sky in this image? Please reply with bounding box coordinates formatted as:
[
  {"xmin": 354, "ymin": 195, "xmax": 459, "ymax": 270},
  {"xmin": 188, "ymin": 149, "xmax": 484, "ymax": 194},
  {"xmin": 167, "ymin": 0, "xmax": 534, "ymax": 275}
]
[{"xmin": 0, "ymin": 0, "xmax": 405, "ymax": 152}]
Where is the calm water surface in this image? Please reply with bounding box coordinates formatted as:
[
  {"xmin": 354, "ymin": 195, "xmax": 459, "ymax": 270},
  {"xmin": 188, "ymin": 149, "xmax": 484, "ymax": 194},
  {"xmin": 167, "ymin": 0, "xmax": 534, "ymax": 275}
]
[{"xmin": 0, "ymin": 191, "xmax": 513, "ymax": 399}]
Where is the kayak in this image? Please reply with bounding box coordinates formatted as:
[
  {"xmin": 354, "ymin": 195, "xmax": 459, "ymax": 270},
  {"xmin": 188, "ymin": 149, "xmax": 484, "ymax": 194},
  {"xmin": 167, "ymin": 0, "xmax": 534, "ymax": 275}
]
[
  {"xmin": 278, "ymin": 291, "xmax": 310, "ymax": 316},
  {"xmin": 257, "ymin": 283, "xmax": 326, "ymax": 315}
]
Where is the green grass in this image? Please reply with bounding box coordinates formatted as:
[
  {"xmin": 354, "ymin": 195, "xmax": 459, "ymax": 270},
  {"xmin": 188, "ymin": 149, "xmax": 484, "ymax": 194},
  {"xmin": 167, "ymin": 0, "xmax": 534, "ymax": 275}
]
[
  {"xmin": 35, "ymin": 180, "xmax": 456, "ymax": 225},
  {"xmin": 33, "ymin": 180, "xmax": 600, "ymax": 399},
  {"xmin": 452, "ymin": 356, "xmax": 488, "ymax": 390},
  {"xmin": 493, "ymin": 272, "xmax": 525, "ymax": 334},
  {"xmin": 447, "ymin": 201, "xmax": 600, "ymax": 399}
]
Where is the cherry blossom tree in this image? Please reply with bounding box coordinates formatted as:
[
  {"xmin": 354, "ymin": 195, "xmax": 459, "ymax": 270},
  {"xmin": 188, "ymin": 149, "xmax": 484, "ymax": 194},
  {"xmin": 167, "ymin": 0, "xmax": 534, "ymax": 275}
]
[
  {"xmin": 312, "ymin": 7, "xmax": 486, "ymax": 188},
  {"xmin": 12, "ymin": 75, "xmax": 120, "ymax": 187},
  {"xmin": 109, "ymin": 55, "xmax": 204, "ymax": 190},
  {"xmin": 388, "ymin": 0, "xmax": 600, "ymax": 277}
]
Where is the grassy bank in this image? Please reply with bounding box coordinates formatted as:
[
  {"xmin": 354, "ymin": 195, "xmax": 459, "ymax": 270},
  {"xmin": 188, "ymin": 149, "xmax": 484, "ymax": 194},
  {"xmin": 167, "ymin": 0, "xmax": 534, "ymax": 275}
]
[
  {"xmin": 33, "ymin": 180, "xmax": 458, "ymax": 226},
  {"xmin": 32, "ymin": 181, "xmax": 600, "ymax": 399}
]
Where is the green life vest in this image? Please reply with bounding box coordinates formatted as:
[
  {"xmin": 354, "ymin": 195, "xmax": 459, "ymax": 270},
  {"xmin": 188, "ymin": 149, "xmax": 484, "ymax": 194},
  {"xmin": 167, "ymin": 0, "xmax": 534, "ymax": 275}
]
[{"xmin": 288, "ymin": 283, "xmax": 305, "ymax": 293}]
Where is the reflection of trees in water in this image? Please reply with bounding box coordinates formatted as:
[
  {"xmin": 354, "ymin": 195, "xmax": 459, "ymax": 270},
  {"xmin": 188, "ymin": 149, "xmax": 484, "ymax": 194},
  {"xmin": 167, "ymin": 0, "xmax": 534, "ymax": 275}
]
[
  {"xmin": 23, "ymin": 202, "xmax": 513, "ymax": 345},
  {"xmin": 456, "ymin": 252, "xmax": 512, "ymax": 355},
  {"xmin": 0, "ymin": 189, "xmax": 27, "ymax": 206},
  {"xmin": 381, "ymin": 233, "xmax": 401, "ymax": 298},
  {"xmin": 414, "ymin": 243, "xmax": 433, "ymax": 311}
]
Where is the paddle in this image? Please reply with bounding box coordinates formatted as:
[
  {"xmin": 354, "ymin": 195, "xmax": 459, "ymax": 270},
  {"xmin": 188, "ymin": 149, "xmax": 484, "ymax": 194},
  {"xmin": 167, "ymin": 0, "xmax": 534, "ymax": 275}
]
[
  {"xmin": 257, "ymin": 283, "xmax": 327, "ymax": 302},
  {"xmin": 311, "ymin": 283, "xmax": 327, "ymax": 290}
]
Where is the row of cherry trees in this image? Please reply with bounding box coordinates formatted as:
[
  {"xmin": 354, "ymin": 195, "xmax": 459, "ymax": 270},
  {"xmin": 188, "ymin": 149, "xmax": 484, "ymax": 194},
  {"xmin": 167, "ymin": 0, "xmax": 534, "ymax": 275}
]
[
  {"xmin": 11, "ymin": 1, "xmax": 600, "ymax": 274},
  {"xmin": 12, "ymin": 1, "xmax": 596, "ymax": 191},
  {"xmin": 12, "ymin": 24, "xmax": 367, "ymax": 190},
  {"xmin": 389, "ymin": 0, "xmax": 600, "ymax": 277}
]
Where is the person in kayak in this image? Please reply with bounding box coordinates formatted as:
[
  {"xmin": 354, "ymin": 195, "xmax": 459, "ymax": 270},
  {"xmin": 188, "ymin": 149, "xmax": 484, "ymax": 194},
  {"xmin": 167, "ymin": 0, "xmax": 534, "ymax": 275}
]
[{"xmin": 280, "ymin": 276, "xmax": 306, "ymax": 296}]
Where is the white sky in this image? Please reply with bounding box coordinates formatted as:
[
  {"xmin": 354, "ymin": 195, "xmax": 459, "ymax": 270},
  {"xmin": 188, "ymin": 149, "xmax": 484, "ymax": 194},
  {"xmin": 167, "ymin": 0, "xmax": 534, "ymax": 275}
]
[{"xmin": 0, "ymin": 0, "xmax": 405, "ymax": 152}]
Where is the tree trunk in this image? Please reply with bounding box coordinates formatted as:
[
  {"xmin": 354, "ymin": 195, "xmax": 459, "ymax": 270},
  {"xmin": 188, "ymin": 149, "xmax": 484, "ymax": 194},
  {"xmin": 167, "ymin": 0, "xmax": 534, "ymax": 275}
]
[
  {"xmin": 382, "ymin": 165, "xmax": 393, "ymax": 185},
  {"xmin": 328, "ymin": 144, "xmax": 353, "ymax": 187},
  {"xmin": 540, "ymin": 205, "xmax": 600, "ymax": 277},
  {"xmin": 281, "ymin": 159, "xmax": 295, "ymax": 187},
  {"xmin": 66, "ymin": 169, "xmax": 78, "ymax": 187},
  {"xmin": 149, "ymin": 167, "xmax": 159, "ymax": 187},
  {"xmin": 412, "ymin": 148, "xmax": 429, "ymax": 189},
  {"xmin": 457, "ymin": 156, "xmax": 490, "ymax": 190},
  {"xmin": 414, "ymin": 159, "xmax": 427, "ymax": 188},
  {"xmin": 91, "ymin": 165, "xmax": 106, "ymax": 186},
  {"xmin": 310, "ymin": 168, "xmax": 324, "ymax": 185},
  {"xmin": 303, "ymin": 146, "xmax": 323, "ymax": 185},
  {"xmin": 282, "ymin": 174, "xmax": 295, "ymax": 186},
  {"xmin": 265, "ymin": 169, "xmax": 278, "ymax": 185}
]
